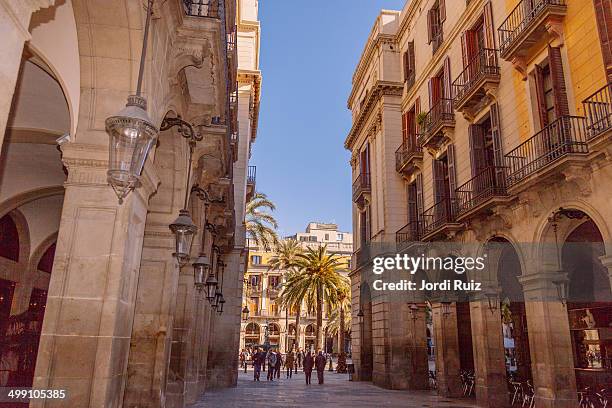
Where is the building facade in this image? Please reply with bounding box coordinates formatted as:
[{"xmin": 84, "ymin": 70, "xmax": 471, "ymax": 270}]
[
  {"xmin": 0, "ymin": 0, "xmax": 261, "ymax": 407},
  {"xmin": 346, "ymin": 1, "xmax": 611, "ymax": 407},
  {"xmin": 239, "ymin": 223, "xmax": 353, "ymax": 353}
]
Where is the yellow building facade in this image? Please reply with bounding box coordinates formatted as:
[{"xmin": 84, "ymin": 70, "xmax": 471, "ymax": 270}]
[
  {"xmin": 239, "ymin": 223, "xmax": 352, "ymax": 353},
  {"xmin": 346, "ymin": 0, "xmax": 612, "ymax": 407}
]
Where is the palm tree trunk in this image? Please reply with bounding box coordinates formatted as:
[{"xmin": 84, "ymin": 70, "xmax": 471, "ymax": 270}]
[
  {"xmin": 294, "ymin": 303, "xmax": 301, "ymax": 350},
  {"xmin": 316, "ymin": 285, "xmax": 323, "ymax": 351},
  {"xmin": 337, "ymin": 305, "xmax": 347, "ymax": 373}
]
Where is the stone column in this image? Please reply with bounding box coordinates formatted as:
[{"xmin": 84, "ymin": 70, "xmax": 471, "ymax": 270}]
[
  {"xmin": 470, "ymin": 298, "xmax": 510, "ymax": 407},
  {"xmin": 205, "ymin": 249, "xmax": 243, "ymax": 388},
  {"xmin": 520, "ymin": 271, "xmax": 577, "ymax": 408},
  {"xmin": 431, "ymin": 302, "xmax": 463, "ymax": 398},
  {"xmin": 31, "ymin": 142, "xmax": 158, "ymax": 408},
  {"xmin": 0, "ymin": 0, "xmax": 55, "ymax": 145}
]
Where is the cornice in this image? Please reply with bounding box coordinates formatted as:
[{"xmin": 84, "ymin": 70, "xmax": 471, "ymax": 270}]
[
  {"xmin": 344, "ymin": 80, "xmax": 403, "ymax": 150},
  {"xmin": 238, "ymin": 70, "xmax": 262, "ymax": 141},
  {"xmin": 347, "ymin": 33, "xmax": 398, "ymax": 108}
]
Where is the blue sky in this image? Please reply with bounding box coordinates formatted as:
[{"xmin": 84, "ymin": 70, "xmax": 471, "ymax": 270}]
[{"xmin": 251, "ymin": 0, "xmax": 405, "ymax": 237}]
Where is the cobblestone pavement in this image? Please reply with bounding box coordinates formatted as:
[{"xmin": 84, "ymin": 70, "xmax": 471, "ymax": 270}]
[{"xmin": 193, "ymin": 369, "xmax": 478, "ymax": 408}]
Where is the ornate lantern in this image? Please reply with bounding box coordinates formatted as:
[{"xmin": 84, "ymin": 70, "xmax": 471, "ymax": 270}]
[
  {"xmin": 192, "ymin": 254, "xmax": 210, "ymax": 291},
  {"xmin": 169, "ymin": 209, "xmax": 197, "ymax": 266}
]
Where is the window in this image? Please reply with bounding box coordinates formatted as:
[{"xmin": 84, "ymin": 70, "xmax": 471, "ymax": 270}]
[
  {"xmin": 251, "ymin": 255, "xmax": 262, "ymax": 265},
  {"xmin": 325, "ymin": 233, "xmax": 329, "ymax": 241},
  {"xmin": 347, "ymin": 259, "xmax": 352, "ymax": 269},
  {"xmin": 250, "ymin": 275, "xmax": 260, "ymax": 287},
  {"xmin": 427, "ymin": 0, "xmax": 446, "ymax": 52},
  {"xmin": 269, "ymin": 275, "xmax": 280, "ymax": 288},
  {"xmin": 299, "ymin": 236, "xmax": 308, "ymax": 242},
  {"xmin": 337, "ymin": 233, "xmax": 343, "ymax": 241},
  {"xmin": 308, "ymin": 236, "xmax": 317, "ymax": 242},
  {"xmin": 533, "ymin": 46, "xmax": 570, "ymax": 128},
  {"xmin": 359, "ymin": 207, "xmax": 371, "ymax": 245},
  {"xmin": 403, "ymin": 41, "xmax": 416, "ymax": 86},
  {"xmin": 250, "ymin": 297, "xmax": 259, "ymax": 314}
]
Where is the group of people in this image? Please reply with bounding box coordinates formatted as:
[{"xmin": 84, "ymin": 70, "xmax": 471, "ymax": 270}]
[{"xmin": 239, "ymin": 348, "xmax": 328, "ymax": 385}]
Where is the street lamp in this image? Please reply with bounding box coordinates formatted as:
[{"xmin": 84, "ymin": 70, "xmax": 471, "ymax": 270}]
[
  {"xmin": 553, "ymin": 277, "xmax": 570, "ymax": 306},
  {"xmin": 441, "ymin": 301, "xmax": 452, "ymax": 317},
  {"xmin": 485, "ymin": 291, "xmax": 500, "ymax": 314},
  {"xmin": 192, "ymin": 254, "xmax": 210, "ymax": 291},
  {"xmin": 205, "ymin": 272, "xmax": 218, "ymax": 302},
  {"xmin": 242, "ymin": 305, "xmax": 250, "ymax": 321},
  {"xmin": 408, "ymin": 303, "xmax": 419, "ymax": 322},
  {"xmin": 170, "ymin": 209, "xmax": 197, "ymax": 267},
  {"xmin": 105, "ymin": 0, "xmax": 158, "ymax": 203}
]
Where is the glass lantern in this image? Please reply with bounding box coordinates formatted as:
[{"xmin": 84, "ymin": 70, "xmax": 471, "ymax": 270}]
[
  {"xmin": 169, "ymin": 209, "xmax": 197, "ymax": 266},
  {"xmin": 105, "ymin": 95, "xmax": 158, "ymax": 202},
  {"xmin": 192, "ymin": 254, "xmax": 210, "ymax": 291}
]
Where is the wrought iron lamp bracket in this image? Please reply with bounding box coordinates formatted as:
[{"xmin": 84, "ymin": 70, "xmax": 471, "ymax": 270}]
[{"xmin": 160, "ymin": 116, "xmax": 202, "ymax": 144}]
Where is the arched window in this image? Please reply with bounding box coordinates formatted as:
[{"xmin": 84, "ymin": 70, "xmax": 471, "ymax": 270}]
[
  {"xmin": 0, "ymin": 214, "xmax": 19, "ymax": 261},
  {"xmin": 37, "ymin": 242, "xmax": 56, "ymax": 273},
  {"xmin": 305, "ymin": 324, "xmax": 315, "ymax": 337},
  {"xmin": 268, "ymin": 323, "xmax": 280, "ymax": 336},
  {"xmin": 245, "ymin": 323, "xmax": 260, "ymax": 335},
  {"xmin": 288, "ymin": 324, "xmax": 296, "ymax": 336}
]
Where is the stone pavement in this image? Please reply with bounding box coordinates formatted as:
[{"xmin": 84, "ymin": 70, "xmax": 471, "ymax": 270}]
[{"xmin": 193, "ymin": 369, "xmax": 478, "ymax": 407}]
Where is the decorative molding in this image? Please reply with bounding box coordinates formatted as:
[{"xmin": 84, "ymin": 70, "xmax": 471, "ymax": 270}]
[
  {"xmin": 511, "ymin": 56, "xmax": 528, "ymax": 81},
  {"xmin": 344, "ymin": 81, "xmax": 403, "ymax": 150},
  {"xmin": 545, "ymin": 16, "xmax": 565, "ymax": 46}
]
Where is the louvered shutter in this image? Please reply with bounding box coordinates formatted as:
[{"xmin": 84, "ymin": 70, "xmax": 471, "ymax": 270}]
[
  {"xmin": 447, "ymin": 144, "xmax": 457, "ymax": 199},
  {"xmin": 402, "ymin": 111, "xmax": 408, "ymax": 143},
  {"xmin": 443, "ymin": 57, "xmax": 452, "ymax": 100},
  {"xmin": 461, "ymin": 32, "xmax": 469, "ymax": 68},
  {"xmin": 439, "ymin": 0, "xmax": 446, "ymax": 23},
  {"xmin": 548, "ymin": 46, "xmax": 570, "ymax": 118},
  {"xmin": 427, "ymin": 9, "xmax": 433, "ymax": 44},
  {"xmin": 469, "ymin": 124, "xmax": 487, "ymax": 177},
  {"xmin": 483, "ymin": 1, "xmax": 495, "ymax": 49},
  {"xmin": 534, "ymin": 64, "xmax": 549, "ymax": 128},
  {"xmin": 403, "ymin": 52, "xmax": 409, "ymax": 81},
  {"xmin": 490, "ymin": 103, "xmax": 504, "ymax": 188}
]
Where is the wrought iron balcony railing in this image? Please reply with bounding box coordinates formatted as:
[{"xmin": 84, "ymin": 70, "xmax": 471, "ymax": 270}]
[
  {"xmin": 419, "ymin": 98, "xmax": 455, "ymax": 141},
  {"xmin": 582, "ymin": 82, "xmax": 612, "ymax": 141},
  {"xmin": 247, "ymin": 165, "xmax": 257, "ymax": 185},
  {"xmin": 395, "ymin": 139, "xmax": 423, "ymax": 173},
  {"xmin": 455, "ymin": 166, "xmax": 508, "ymax": 216},
  {"xmin": 396, "ymin": 220, "xmax": 422, "ymax": 247},
  {"xmin": 352, "ymin": 173, "xmax": 371, "ymax": 202},
  {"xmin": 452, "ymin": 48, "xmax": 500, "ymax": 106},
  {"xmin": 420, "ymin": 197, "xmax": 457, "ymax": 238},
  {"xmin": 498, "ymin": 0, "xmax": 566, "ymax": 57},
  {"xmin": 504, "ymin": 115, "xmax": 588, "ymax": 187},
  {"xmin": 183, "ymin": 0, "xmax": 219, "ymax": 18}
]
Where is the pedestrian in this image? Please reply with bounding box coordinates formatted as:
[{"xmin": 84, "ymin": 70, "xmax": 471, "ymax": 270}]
[
  {"xmin": 252, "ymin": 348, "xmax": 262, "ymax": 381},
  {"xmin": 285, "ymin": 350, "xmax": 294, "ymax": 379},
  {"xmin": 244, "ymin": 350, "xmax": 249, "ymax": 374},
  {"xmin": 274, "ymin": 350, "xmax": 282, "ymax": 379},
  {"xmin": 297, "ymin": 349, "xmax": 302, "ymax": 369},
  {"xmin": 239, "ymin": 349, "xmax": 245, "ymax": 369},
  {"xmin": 267, "ymin": 350, "xmax": 277, "ymax": 381},
  {"xmin": 303, "ymin": 351, "xmax": 314, "ymax": 385},
  {"xmin": 315, "ymin": 350, "xmax": 326, "ymax": 384}
]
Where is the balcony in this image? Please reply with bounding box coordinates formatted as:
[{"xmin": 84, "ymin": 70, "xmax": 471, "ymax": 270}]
[
  {"xmin": 247, "ymin": 165, "xmax": 256, "ymax": 200},
  {"xmin": 582, "ymin": 82, "xmax": 612, "ymax": 144},
  {"xmin": 504, "ymin": 116, "xmax": 589, "ymax": 190},
  {"xmin": 183, "ymin": 0, "xmax": 219, "ymax": 18},
  {"xmin": 395, "ymin": 139, "xmax": 423, "ymax": 177},
  {"xmin": 498, "ymin": 0, "xmax": 567, "ymax": 63},
  {"xmin": 418, "ymin": 99, "xmax": 455, "ymax": 152},
  {"xmin": 352, "ymin": 173, "xmax": 371, "ymax": 207},
  {"xmin": 455, "ymin": 166, "xmax": 510, "ymax": 220},
  {"xmin": 420, "ymin": 197, "xmax": 462, "ymax": 240},
  {"xmin": 452, "ymin": 48, "xmax": 500, "ymax": 119},
  {"xmin": 396, "ymin": 221, "xmax": 422, "ymax": 250}
]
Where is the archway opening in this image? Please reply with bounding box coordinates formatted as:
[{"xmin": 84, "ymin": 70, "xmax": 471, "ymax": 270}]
[{"xmin": 359, "ymin": 283, "xmax": 373, "ymax": 381}]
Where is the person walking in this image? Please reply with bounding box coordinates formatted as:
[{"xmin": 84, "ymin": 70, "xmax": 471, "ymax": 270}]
[
  {"xmin": 297, "ymin": 349, "xmax": 302, "ymax": 370},
  {"xmin": 267, "ymin": 350, "xmax": 277, "ymax": 381},
  {"xmin": 274, "ymin": 350, "xmax": 282, "ymax": 379},
  {"xmin": 239, "ymin": 349, "xmax": 245, "ymax": 369},
  {"xmin": 303, "ymin": 351, "xmax": 314, "ymax": 385},
  {"xmin": 315, "ymin": 350, "xmax": 326, "ymax": 384},
  {"xmin": 285, "ymin": 350, "xmax": 294, "ymax": 379},
  {"xmin": 252, "ymin": 348, "xmax": 262, "ymax": 381}
]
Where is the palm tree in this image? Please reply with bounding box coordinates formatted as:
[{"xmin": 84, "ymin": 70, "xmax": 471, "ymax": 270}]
[
  {"xmin": 269, "ymin": 239, "xmax": 304, "ymax": 350},
  {"xmin": 245, "ymin": 192, "xmax": 278, "ymax": 250},
  {"xmin": 291, "ymin": 245, "xmax": 345, "ymax": 350},
  {"xmin": 328, "ymin": 282, "xmax": 350, "ymax": 372}
]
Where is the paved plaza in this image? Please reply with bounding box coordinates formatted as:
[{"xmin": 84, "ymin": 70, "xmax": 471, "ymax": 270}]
[{"xmin": 194, "ymin": 369, "xmax": 478, "ymax": 407}]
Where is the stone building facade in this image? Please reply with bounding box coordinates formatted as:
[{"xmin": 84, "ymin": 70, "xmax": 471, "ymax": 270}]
[
  {"xmin": 346, "ymin": 1, "xmax": 612, "ymax": 407},
  {"xmin": 239, "ymin": 223, "xmax": 352, "ymax": 353},
  {"xmin": 0, "ymin": 0, "xmax": 261, "ymax": 407}
]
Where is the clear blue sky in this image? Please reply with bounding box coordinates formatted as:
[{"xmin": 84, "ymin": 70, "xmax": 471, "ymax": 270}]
[{"xmin": 251, "ymin": 0, "xmax": 405, "ymax": 237}]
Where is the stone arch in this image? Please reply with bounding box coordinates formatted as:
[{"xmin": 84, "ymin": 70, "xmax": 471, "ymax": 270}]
[
  {"xmin": 0, "ymin": 187, "xmax": 64, "ymax": 220},
  {"xmin": 30, "ymin": 232, "xmax": 58, "ymax": 274},
  {"xmin": 6, "ymin": 209, "xmax": 31, "ymax": 265},
  {"xmin": 245, "ymin": 322, "xmax": 260, "ymax": 335}
]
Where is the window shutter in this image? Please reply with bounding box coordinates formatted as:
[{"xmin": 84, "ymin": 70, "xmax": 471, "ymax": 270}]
[
  {"xmin": 403, "ymin": 52, "xmax": 409, "ymax": 81},
  {"xmin": 548, "ymin": 46, "xmax": 570, "ymax": 118},
  {"xmin": 416, "ymin": 173, "xmax": 424, "ymax": 217},
  {"xmin": 490, "ymin": 103, "xmax": 505, "ymax": 187},
  {"xmin": 408, "ymin": 109, "xmax": 416, "ymax": 148},
  {"xmin": 443, "ymin": 56, "xmax": 452, "ymax": 99},
  {"xmin": 468, "ymin": 124, "xmax": 487, "ymax": 177},
  {"xmin": 483, "ymin": 1, "xmax": 495, "ymax": 49},
  {"xmin": 428, "ymin": 78, "xmax": 434, "ymax": 108},
  {"xmin": 408, "ymin": 41, "xmax": 415, "ymax": 73},
  {"xmin": 433, "ymin": 159, "xmax": 446, "ymax": 202},
  {"xmin": 427, "ymin": 9, "xmax": 433, "ymax": 44},
  {"xmin": 461, "ymin": 32, "xmax": 469, "ymax": 68},
  {"xmin": 534, "ymin": 64, "xmax": 549, "ymax": 128},
  {"xmin": 439, "ymin": 0, "xmax": 446, "ymax": 23},
  {"xmin": 593, "ymin": 0, "xmax": 612, "ymax": 81},
  {"xmin": 402, "ymin": 111, "xmax": 408, "ymax": 142},
  {"xmin": 447, "ymin": 144, "xmax": 457, "ymax": 200},
  {"xmin": 407, "ymin": 183, "xmax": 418, "ymax": 224}
]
